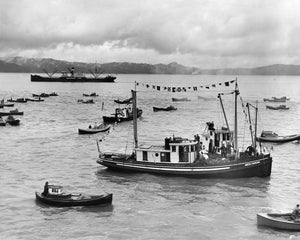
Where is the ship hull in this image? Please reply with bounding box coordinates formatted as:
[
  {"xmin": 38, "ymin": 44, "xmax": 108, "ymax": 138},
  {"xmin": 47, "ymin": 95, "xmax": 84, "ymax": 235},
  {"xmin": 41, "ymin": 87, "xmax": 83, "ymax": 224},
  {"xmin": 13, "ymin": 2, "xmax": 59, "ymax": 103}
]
[
  {"xmin": 97, "ymin": 154, "xmax": 272, "ymax": 178},
  {"xmin": 31, "ymin": 74, "xmax": 116, "ymax": 82}
]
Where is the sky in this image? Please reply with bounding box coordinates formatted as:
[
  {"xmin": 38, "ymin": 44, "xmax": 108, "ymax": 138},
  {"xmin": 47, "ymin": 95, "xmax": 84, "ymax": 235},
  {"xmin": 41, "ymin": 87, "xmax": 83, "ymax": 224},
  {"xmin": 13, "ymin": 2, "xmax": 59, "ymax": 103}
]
[{"xmin": 1, "ymin": 0, "xmax": 300, "ymax": 68}]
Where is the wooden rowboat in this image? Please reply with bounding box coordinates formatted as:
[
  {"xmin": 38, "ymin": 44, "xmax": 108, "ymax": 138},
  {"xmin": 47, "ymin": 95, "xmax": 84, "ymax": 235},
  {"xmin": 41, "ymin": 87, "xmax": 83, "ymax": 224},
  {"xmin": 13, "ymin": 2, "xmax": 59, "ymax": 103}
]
[
  {"xmin": 257, "ymin": 131, "xmax": 300, "ymax": 143},
  {"xmin": 78, "ymin": 124, "xmax": 111, "ymax": 134},
  {"xmin": 257, "ymin": 213, "xmax": 300, "ymax": 231}
]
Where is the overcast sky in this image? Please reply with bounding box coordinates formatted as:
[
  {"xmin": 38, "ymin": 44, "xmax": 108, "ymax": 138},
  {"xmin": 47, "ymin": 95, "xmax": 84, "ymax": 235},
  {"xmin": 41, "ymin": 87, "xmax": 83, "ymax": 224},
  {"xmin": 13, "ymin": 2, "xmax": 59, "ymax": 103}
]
[{"xmin": 1, "ymin": 0, "xmax": 300, "ymax": 68}]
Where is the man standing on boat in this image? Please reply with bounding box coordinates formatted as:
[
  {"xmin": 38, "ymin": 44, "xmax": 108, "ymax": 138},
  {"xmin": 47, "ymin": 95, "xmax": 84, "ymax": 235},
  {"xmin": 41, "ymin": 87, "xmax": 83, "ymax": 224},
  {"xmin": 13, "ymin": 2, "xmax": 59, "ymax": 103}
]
[
  {"xmin": 43, "ymin": 182, "xmax": 49, "ymax": 196},
  {"xmin": 292, "ymin": 204, "xmax": 300, "ymax": 220}
]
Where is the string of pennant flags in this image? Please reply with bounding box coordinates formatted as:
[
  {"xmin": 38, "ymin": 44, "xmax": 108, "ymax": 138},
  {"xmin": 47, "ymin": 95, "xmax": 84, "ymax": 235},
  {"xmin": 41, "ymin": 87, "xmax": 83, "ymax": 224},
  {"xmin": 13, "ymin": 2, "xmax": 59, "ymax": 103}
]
[{"xmin": 135, "ymin": 79, "xmax": 237, "ymax": 92}]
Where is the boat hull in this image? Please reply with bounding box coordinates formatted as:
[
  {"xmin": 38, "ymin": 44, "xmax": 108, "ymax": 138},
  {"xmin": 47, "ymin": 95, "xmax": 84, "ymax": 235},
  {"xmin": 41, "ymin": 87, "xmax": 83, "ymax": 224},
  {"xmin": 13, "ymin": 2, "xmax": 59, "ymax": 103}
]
[
  {"xmin": 35, "ymin": 192, "xmax": 113, "ymax": 207},
  {"xmin": 266, "ymin": 105, "xmax": 289, "ymax": 110},
  {"xmin": 78, "ymin": 125, "xmax": 110, "ymax": 134},
  {"xmin": 258, "ymin": 134, "xmax": 300, "ymax": 143},
  {"xmin": 31, "ymin": 75, "xmax": 116, "ymax": 82},
  {"xmin": 97, "ymin": 154, "xmax": 272, "ymax": 178},
  {"xmin": 153, "ymin": 107, "xmax": 177, "ymax": 112},
  {"xmin": 0, "ymin": 112, "xmax": 24, "ymax": 116},
  {"xmin": 103, "ymin": 109, "xmax": 143, "ymax": 123},
  {"xmin": 257, "ymin": 213, "xmax": 300, "ymax": 231}
]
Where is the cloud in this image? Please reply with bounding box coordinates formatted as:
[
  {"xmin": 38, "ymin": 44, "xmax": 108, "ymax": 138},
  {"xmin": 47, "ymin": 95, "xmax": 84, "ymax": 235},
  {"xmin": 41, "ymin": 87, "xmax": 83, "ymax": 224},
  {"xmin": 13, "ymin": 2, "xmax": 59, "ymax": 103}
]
[{"xmin": 1, "ymin": 0, "xmax": 300, "ymax": 68}]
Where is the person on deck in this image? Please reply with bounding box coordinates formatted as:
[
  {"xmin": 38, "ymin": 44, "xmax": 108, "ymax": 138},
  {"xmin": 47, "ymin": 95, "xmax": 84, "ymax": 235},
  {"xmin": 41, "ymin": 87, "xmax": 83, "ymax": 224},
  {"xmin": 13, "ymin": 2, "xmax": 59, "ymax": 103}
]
[
  {"xmin": 43, "ymin": 182, "xmax": 49, "ymax": 196},
  {"xmin": 291, "ymin": 204, "xmax": 300, "ymax": 220}
]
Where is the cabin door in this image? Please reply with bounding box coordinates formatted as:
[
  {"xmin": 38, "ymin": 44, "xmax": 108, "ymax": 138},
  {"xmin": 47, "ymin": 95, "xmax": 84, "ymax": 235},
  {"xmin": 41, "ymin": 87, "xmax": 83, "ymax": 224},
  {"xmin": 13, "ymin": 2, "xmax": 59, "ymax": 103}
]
[{"xmin": 179, "ymin": 146, "xmax": 189, "ymax": 162}]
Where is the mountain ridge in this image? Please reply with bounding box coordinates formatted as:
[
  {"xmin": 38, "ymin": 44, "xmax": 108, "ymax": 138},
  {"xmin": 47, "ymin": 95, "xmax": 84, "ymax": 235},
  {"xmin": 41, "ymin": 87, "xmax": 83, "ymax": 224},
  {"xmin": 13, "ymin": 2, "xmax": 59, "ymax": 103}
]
[{"xmin": 1, "ymin": 56, "xmax": 300, "ymax": 75}]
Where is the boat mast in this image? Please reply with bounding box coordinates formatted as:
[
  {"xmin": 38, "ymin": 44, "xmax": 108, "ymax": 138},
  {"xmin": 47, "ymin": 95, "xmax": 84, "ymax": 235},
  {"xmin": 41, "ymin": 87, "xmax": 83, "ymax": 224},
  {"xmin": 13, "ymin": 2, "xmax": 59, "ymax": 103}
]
[
  {"xmin": 218, "ymin": 93, "xmax": 230, "ymax": 132},
  {"xmin": 234, "ymin": 78, "xmax": 239, "ymax": 159},
  {"xmin": 246, "ymin": 103, "xmax": 254, "ymax": 147},
  {"xmin": 254, "ymin": 100, "xmax": 258, "ymax": 150},
  {"xmin": 132, "ymin": 88, "xmax": 138, "ymax": 148}
]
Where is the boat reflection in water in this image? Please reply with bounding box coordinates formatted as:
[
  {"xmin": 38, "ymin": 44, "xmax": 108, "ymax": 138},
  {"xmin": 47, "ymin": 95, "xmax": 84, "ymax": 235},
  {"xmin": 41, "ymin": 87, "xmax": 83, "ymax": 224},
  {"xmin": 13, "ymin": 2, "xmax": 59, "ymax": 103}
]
[{"xmin": 97, "ymin": 80, "xmax": 272, "ymax": 178}]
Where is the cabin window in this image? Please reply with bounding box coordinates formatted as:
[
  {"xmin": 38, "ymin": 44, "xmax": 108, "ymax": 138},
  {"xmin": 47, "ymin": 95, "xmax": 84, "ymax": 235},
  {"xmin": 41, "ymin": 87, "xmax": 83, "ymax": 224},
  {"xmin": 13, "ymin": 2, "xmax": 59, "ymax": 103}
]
[
  {"xmin": 172, "ymin": 146, "xmax": 176, "ymax": 152},
  {"xmin": 155, "ymin": 153, "xmax": 159, "ymax": 157},
  {"xmin": 191, "ymin": 145, "xmax": 195, "ymax": 152},
  {"xmin": 161, "ymin": 152, "xmax": 170, "ymax": 162},
  {"xmin": 142, "ymin": 151, "xmax": 148, "ymax": 161},
  {"xmin": 179, "ymin": 146, "xmax": 189, "ymax": 162}
]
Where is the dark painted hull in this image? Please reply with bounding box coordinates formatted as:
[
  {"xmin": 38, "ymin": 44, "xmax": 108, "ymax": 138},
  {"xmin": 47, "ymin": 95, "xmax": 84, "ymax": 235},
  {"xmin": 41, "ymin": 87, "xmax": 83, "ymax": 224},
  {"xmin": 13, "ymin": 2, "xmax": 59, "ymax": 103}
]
[
  {"xmin": 103, "ymin": 109, "xmax": 143, "ymax": 123},
  {"xmin": 266, "ymin": 106, "xmax": 289, "ymax": 110},
  {"xmin": 114, "ymin": 99, "xmax": 133, "ymax": 104},
  {"xmin": 7, "ymin": 99, "xmax": 27, "ymax": 103},
  {"xmin": 78, "ymin": 125, "xmax": 110, "ymax": 134},
  {"xmin": 6, "ymin": 119, "xmax": 20, "ymax": 126},
  {"xmin": 31, "ymin": 74, "xmax": 116, "ymax": 82},
  {"xmin": 258, "ymin": 134, "xmax": 300, "ymax": 143},
  {"xmin": 35, "ymin": 192, "xmax": 113, "ymax": 207},
  {"xmin": 172, "ymin": 98, "xmax": 191, "ymax": 102},
  {"xmin": 0, "ymin": 112, "xmax": 24, "ymax": 116},
  {"xmin": 26, "ymin": 98, "xmax": 44, "ymax": 102},
  {"xmin": 263, "ymin": 98, "xmax": 286, "ymax": 102},
  {"xmin": 257, "ymin": 213, "xmax": 300, "ymax": 230},
  {"xmin": 153, "ymin": 107, "xmax": 177, "ymax": 112},
  {"xmin": 97, "ymin": 154, "xmax": 272, "ymax": 178}
]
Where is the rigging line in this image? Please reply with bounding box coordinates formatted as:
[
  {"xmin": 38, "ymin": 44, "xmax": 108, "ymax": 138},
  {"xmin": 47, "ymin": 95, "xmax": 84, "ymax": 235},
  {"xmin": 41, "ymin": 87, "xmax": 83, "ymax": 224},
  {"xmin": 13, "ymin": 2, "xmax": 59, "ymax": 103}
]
[{"xmin": 125, "ymin": 121, "xmax": 132, "ymax": 154}]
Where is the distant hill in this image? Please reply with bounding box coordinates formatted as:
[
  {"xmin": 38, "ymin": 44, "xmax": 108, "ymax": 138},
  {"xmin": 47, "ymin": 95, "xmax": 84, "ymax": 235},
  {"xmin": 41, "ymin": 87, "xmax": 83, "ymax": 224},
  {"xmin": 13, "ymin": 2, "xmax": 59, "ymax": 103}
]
[
  {"xmin": 1, "ymin": 57, "xmax": 300, "ymax": 75},
  {"xmin": 0, "ymin": 57, "xmax": 198, "ymax": 75}
]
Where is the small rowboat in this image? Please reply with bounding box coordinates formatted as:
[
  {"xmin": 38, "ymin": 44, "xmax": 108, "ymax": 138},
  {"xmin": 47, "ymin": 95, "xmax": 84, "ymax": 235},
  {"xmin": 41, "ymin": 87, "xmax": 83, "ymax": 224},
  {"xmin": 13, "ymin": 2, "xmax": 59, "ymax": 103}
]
[
  {"xmin": 153, "ymin": 106, "xmax": 177, "ymax": 112},
  {"xmin": 257, "ymin": 131, "xmax": 300, "ymax": 143},
  {"xmin": 263, "ymin": 98, "xmax": 286, "ymax": 102},
  {"xmin": 257, "ymin": 213, "xmax": 300, "ymax": 231},
  {"xmin": 172, "ymin": 97, "xmax": 191, "ymax": 102},
  {"xmin": 83, "ymin": 92, "xmax": 98, "ymax": 97},
  {"xmin": 6, "ymin": 115, "xmax": 20, "ymax": 126},
  {"xmin": 35, "ymin": 183, "xmax": 113, "ymax": 207},
  {"xmin": 114, "ymin": 97, "xmax": 133, "ymax": 104},
  {"xmin": 266, "ymin": 105, "xmax": 289, "ymax": 110},
  {"xmin": 78, "ymin": 124, "xmax": 111, "ymax": 134},
  {"xmin": 26, "ymin": 98, "xmax": 44, "ymax": 102}
]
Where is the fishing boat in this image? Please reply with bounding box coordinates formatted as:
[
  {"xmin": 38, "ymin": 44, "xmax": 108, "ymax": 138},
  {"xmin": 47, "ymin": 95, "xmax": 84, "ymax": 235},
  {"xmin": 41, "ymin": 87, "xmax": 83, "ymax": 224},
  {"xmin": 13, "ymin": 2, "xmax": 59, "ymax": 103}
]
[
  {"xmin": 114, "ymin": 97, "xmax": 133, "ymax": 104},
  {"xmin": 0, "ymin": 109, "xmax": 24, "ymax": 116},
  {"xmin": 0, "ymin": 116, "xmax": 6, "ymax": 126},
  {"xmin": 97, "ymin": 82, "xmax": 272, "ymax": 178},
  {"xmin": 257, "ymin": 131, "xmax": 300, "ymax": 143},
  {"xmin": 257, "ymin": 213, "xmax": 300, "ymax": 230},
  {"xmin": 78, "ymin": 124, "xmax": 111, "ymax": 134},
  {"xmin": 153, "ymin": 105, "xmax": 177, "ymax": 112},
  {"xmin": 31, "ymin": 67, "xmax": 116, "ymax": 82},
  {"xmin": 103, "ymin": 106, "xmax": 143, "ymax": 123},
  {"xmin": 83, "ymin": 92, "xmax": 98, "ymax": 97},
  {"xmin": 35, "ymin": 183, "xmax": 113, "ymax": 207},
  {"xmin": 172, "ymin": 97, "xmax": 191, "ymax": 102},
  {"xmin": 49, "ymin": 92, "xmax": 58, "ymax": 96},
  {"xmin": 6, "ymin": 115, "xmax": 20, "ymax": 126},
  {"xmin": 266, "ymin": 105, "xmax": 289, "ymax": 110}
]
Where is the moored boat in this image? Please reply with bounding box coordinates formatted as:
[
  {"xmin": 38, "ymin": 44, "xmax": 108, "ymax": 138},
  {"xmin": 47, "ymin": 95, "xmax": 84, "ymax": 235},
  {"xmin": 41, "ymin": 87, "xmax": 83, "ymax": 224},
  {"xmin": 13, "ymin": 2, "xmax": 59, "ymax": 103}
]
[
  {"xmin": 35, "ymin": 183, "xmax": 113, "ymax": 207},
  {"xmin": 114, "ymin": 97, "xmax": 133, "ymax": 104},
  {"xmin": 7, "ymin": 98, "xmax": 27, "ymax": 103},
  {"xmin": 153, "ymin": 105, "xmax": 177, "ymax": 112},
  {"xmin": 257, "ymin": 213, "xmax": 300, "ymax": 230},
  {"xmin": 6, "ymin": 115, "xmax": 20, "ymax": 126},
  {"xmin": 77, "ymin": 99, "xmax": 94, "ymax": 104},
  {"xmin": 263, "ymin": 98, "xmax": 286, "ymax": 102},
  {"xmin": 97, "ymin": 83, "xmax": 272, "ymax": 178},
  {"xmin": 0, "ymin": 109, "xmax": 24, "ymax": 116},
  {"xmin": 78, "ymin": 124, "xmax": 111, "ymax": 134},
  {"xmin": 103, "ymin": 106, "xmax": 143, "ymax": 123},
  {"xmin": 172, "ymin": 97, "xmax": 191, "ymax": 102},
  {"xmin": 266, "ymin": 105, "xmax": 289, "ymax": 110},
  {"xmin": 26, "ymin": 98, "xmax": 44, "ymax": 102},
  {"xmin": 257, "ymin": 131, "xmax": 300, "ymax": 143},
  {"xmin": 83, "ymin": 92, "xmax": 98, "ymax": 97}
]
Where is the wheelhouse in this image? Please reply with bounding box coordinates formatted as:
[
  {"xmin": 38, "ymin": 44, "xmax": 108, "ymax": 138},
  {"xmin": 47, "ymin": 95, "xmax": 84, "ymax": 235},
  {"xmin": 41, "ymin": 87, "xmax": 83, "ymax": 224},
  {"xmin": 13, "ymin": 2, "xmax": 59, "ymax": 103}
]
[{"xmin": 135, "ymin": 137, "xmax": 198, "ymax": 164}]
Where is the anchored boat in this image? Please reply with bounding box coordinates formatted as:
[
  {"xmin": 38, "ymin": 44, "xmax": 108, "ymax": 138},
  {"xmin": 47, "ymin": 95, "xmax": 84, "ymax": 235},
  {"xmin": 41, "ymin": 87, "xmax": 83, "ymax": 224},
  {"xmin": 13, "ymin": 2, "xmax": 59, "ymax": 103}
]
[
  {"xmin": 257, "ymin": 131, "xmax": 300, "ymax": 143},
  {"xmin": 97, "ymin": 81, "xmax": 272, "ymax": 178}
]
